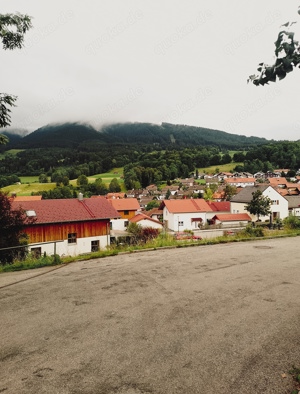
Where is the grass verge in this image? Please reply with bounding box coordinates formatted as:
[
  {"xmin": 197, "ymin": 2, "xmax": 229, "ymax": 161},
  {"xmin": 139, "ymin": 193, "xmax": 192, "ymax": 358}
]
[{"xmin": 1, "ymin": 229, "xmax": 300, "ymax": 273}]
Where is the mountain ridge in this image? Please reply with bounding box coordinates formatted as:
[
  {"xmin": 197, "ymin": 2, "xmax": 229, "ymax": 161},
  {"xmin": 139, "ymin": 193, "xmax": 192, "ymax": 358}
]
[{"xmin": 2, "ymin": 121, "xmax": 270, "ymax": 150}]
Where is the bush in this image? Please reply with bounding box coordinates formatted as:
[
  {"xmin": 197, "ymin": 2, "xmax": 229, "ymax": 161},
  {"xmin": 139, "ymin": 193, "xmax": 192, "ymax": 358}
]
[
  {"xmin": 0, "ymin": 253, "xmax": 62, "ymax": 272},
  {"xmin": 242, "ymin": 224, "xmax": 264, "ymax": 237},
  {"xmin": 283, "ymin": 215, "xmax": 300, "ymax": 230}
]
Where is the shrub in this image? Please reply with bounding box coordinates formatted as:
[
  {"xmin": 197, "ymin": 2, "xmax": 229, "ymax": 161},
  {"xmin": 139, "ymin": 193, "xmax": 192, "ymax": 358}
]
[
  {"xmin": 141, "ymin": 227, "xmax": 160, "ymax": 242},
  {"xmin": 242, "ymin": 224, "xmax": 264, "ymax": 237},
  {"xmin": 283, "ymin": 215, "xmax": 300, "ymax": 230}
]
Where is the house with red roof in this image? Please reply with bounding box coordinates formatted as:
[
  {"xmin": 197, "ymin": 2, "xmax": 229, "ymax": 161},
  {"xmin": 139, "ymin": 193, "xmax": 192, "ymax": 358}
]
[
  {"xmin": 211, "ymin": 213, "xmax": 251, "ymax": 227},
  {"xmin": 129, "ymin": 213, "xmax": 163, "ymax": 230},
  {"xmin": 224, "ymin": 177, "xmax": 255, "ymax": 187},
  {"xmin": 12, "ymin": 195, "xmax": 42, "ymax": 201},
  {"xmin": 108, "ymin": 197, "xmax": 141, "ymax": 231},
  {"xmin": 11, "ymin": 196, "xmax": 120, "ymax": 257},
  {"xmin": 230, "ymin": 185, "xmax": 289, "ymax": 221},
  {"xmin": 159, "ymin": 199, "xmax": 212, "ymax": 231},
  {"xmin": 207, "ymin": 201, "xmax": 230, "ymax": 212}
]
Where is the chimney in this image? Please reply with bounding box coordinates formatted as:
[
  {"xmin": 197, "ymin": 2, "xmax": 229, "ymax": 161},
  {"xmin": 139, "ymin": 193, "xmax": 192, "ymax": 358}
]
[{"xmin": 78, "ymin": 192, "xmax": 83, "ymax": 201}]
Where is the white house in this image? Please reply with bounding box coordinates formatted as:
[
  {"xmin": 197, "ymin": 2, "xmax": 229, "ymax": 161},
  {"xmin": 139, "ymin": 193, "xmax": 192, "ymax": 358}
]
[
  {"xmin": 230, "ymin": 185, "xmax": 289, "ymax": 221},
  {"xmin": 130, "ymin": 213, "xmax": 163, "ymax": 230},
  {"xmin": 224, "ymin": 177, "xmax": 255, "ymax": 188},
  {"xmin": 159, "ymin": 199, "xmax": 212, "ymax": 231},
  {"xmin": 284, "ymin": 196, "xmax": 300, "ymax": 217},
  {"xmin": 108, "ymin": 198, "xmax": 141, "ymax": 231},
  {"xmin": 11, "ymin": 197, "xmax": 120, "ymax": 257}
]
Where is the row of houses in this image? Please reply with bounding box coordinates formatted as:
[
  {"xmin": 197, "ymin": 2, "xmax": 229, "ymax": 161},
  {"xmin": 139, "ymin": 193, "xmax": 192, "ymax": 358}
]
[
  {"xmin": 123, "ymin": 174, "xmax": 300, "ymax": 206},
  {"xmin": 9, "ymin": 183, "xmax": 300, "ymax": 258}
]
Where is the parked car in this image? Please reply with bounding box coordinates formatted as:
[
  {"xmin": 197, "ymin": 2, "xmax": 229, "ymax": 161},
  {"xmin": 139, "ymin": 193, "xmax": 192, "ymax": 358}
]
[{"xmin": 173, "ymin": 232, "xmax": 202, "ymax": 241}]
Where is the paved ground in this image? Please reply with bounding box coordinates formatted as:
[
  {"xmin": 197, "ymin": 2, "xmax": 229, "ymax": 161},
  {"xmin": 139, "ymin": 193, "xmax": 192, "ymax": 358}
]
[{"xmin": 1, "ymin": 238, "xmax": 300, "ymax": 394}]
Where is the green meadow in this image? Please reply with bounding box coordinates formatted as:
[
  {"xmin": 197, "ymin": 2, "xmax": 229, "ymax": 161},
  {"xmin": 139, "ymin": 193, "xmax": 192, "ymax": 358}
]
[
  {"xmin": 199, "ymin": 162, "xmax": 242, "ymax": 174},
  {"xmin": 0, "ymin": 164, "xmax": 244, "ymax": 196},
  {"xmin": 1, "ymin": 169, "xmax": 125, "ymax": 196},
  {"xmin": 0, "ymin": 149, "xmax": 25, "ymax": 160}
]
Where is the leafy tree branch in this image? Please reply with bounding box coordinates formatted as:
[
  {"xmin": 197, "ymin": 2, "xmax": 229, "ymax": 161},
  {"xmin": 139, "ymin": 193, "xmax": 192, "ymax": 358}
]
[
  {"xmin": 0, "ymin": 12, "xmax": 32, "ymax": 138},
  {"xmin": 248, "ymin": 6, "xmax": 300, "ymax": 85}
]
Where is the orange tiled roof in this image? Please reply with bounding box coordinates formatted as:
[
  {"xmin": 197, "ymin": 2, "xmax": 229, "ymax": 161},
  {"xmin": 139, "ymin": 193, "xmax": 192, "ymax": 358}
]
[
  {"xmin": 13, "ymin": 196, "xmax": 42, "ymax": 201},
  {"xmin": 109, "ymin": 198, "xmax": 140, "ymax": 211},
  {"xmin": 130, "ymin": 213, "xmax": 162, "ymax": 225},
  {"xmin": 213, "ymin": 213, "xmax": 251, "ymax": 222},
  {"xmin": 207, "ymin": 201, "xmax": 230, "ymax": 212},
  {"xmin": 268, "ymin": 177, "xmax": 288, "ymax": 186},
  {"xmin": 162, "ymin": 199, "xmax": 212, "ymax": 213}
]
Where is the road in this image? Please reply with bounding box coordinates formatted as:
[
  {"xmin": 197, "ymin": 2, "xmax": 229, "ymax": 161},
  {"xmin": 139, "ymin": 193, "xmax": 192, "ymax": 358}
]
[{"xmin": 1, "ymin": 237, "xmax": 300, "ymax": 394}]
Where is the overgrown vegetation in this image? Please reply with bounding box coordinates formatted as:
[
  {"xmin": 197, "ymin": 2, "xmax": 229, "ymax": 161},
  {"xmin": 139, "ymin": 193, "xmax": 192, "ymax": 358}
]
[
  {"xmin": 283, "ymin": 215, "xmax": 300, "ymax": 229},
  {"xmin": 0, "ymin": 191, "xmax": 34, "ymax": 264},
  {"xmin": 0, "ymin": 253, "xmax": 62, "ymax": 272}
]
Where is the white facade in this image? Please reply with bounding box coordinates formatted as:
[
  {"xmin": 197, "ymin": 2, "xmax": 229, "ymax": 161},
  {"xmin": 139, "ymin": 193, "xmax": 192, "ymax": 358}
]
[
  {"xmin": 290, "ymin": 207, "xmax": 300, "ymax": 216},
  {"xmin": 110, "ymin": 218, "xmax": 129, "ymax": 231},
  {"xmin": 163, "ymin": 207, "xmax": 206, "ymax": 231},
  {"xmin": 231, "ymin": 186, "xmax": 288, "ymax": 221},
  {"xmin": 29, "ymin": 235, "xmax": 110, "ymax": 257},
  {"xmin": 226, "ymin": 180, "xmax": 255, "ymax": 187},
  {"xmin": 133, "ymin": 218, "xmax": 163, "ymax": 229}
]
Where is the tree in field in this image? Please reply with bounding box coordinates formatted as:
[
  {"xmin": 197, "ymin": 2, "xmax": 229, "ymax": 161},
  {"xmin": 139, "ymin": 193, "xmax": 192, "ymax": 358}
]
[
  {"xmin": 109, "ymin": 178, "xmax": 121, "ymax": 193},
  {"xmin": 248, "ymin": 6, "xmax": 300, "ymax": 85},
  {"xmin": 77, "ymin": 174, "xmax": 89, "ymax": 188},
  {"xmin": 0, "ymin": 191, "xmax": 32, "ymax": 264},
  {"xmin": 0, "ymin": 12, "xmax": 32, "ymax": 141},
  {"xmin": 245, "ymin": 190, "xmax": 271, "ymax": 221},
  {"xmin": 38, "ymin": 173, "xmax": 48, "ymax": 183}
]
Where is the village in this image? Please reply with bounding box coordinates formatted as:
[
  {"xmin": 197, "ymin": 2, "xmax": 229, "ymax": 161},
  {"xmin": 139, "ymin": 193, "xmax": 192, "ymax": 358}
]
[{"xmin": 9, "ymin": 169, "xmax": 300, "ymax": 258}]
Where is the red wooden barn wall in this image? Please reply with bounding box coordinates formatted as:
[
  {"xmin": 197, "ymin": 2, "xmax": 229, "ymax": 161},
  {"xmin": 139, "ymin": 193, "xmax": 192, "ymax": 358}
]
[{"xmin": 24, "ymin": 220, "xmax": 110, "ymax": 243}]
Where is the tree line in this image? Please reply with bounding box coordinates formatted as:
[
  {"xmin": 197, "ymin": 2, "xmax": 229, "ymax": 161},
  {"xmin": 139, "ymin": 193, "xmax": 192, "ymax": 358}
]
[{"xmin": 1, "ymin": 140, "xmax": 300, "ymax": 190}]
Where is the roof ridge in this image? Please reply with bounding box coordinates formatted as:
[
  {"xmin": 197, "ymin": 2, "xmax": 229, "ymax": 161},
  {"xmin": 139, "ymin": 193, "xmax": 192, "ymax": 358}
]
[{"xmin": 80, "ymin": 200, "xmax": 96, "ymax": 218}]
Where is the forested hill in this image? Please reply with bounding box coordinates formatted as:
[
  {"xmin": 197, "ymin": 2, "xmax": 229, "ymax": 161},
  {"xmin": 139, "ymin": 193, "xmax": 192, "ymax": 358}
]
[{"xmin": 4, "ymin": 122, "xmax": 269, "ymax": 150}]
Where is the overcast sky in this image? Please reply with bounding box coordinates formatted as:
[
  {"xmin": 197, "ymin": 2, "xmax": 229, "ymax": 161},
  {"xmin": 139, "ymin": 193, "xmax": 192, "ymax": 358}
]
[{"xmin": 2, "ymin": 0, "xmax": 300, "ymax": 140}]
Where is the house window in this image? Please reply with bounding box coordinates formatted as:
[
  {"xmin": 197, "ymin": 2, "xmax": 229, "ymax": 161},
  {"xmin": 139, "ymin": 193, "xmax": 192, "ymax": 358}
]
[
  {"xmin": 31, "ymin": 247, "xmax": 41, "ymax": 258},
  {"xmin": 124, "ymin": 220, "xmax": 129, "ymax": 228},
  {"xmin": 178, "ymin": 221, "xmax": 184, "ymax": 226},
  {"xmin": 68, "ymin": 233, "xmax": 77, "ymax": 244},
  {"xmin": 124, "ymin": 210, "xmax": 129, "ymax": 216},
  {"xmin": 91, "ymin": 240, "xmax": 99, "ymax": 252},
  {"xmin": 272, "ymin": 200, "xmax": 279, "ymax": 205}
]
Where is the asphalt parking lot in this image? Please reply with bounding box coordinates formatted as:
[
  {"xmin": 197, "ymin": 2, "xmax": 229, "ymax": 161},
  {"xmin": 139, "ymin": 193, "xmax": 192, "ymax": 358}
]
[{"xmin": 1, "ymin": 237, "xmax": 300, "ymax": 394}]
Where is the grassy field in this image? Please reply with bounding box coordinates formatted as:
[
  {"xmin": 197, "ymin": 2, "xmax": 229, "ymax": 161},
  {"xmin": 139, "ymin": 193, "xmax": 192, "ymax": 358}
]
[
  {"xmin": 199, "ymin": 162, "xmax": 242, "ymax": 174},
  {"xmin": 0, "ymin": 149, "xmax": 24, "ymax": 160},
  {"xmin": 88, "ymin": 168, "xmax": 125, "ymax": 189},
  {"xmin": 1, "ymin": 169, "xmax": 125, "ymax": 196},
  {"xmin": 2, "ymin": 182, "xmax": 56, "ymax": 196},
  {"xmin": 19, "ymin": 176, "xmax": 41, "ymax": 183},
  {"xmin": 1, "ymin": 163, "xmax": 244, "ymax": 196}
]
